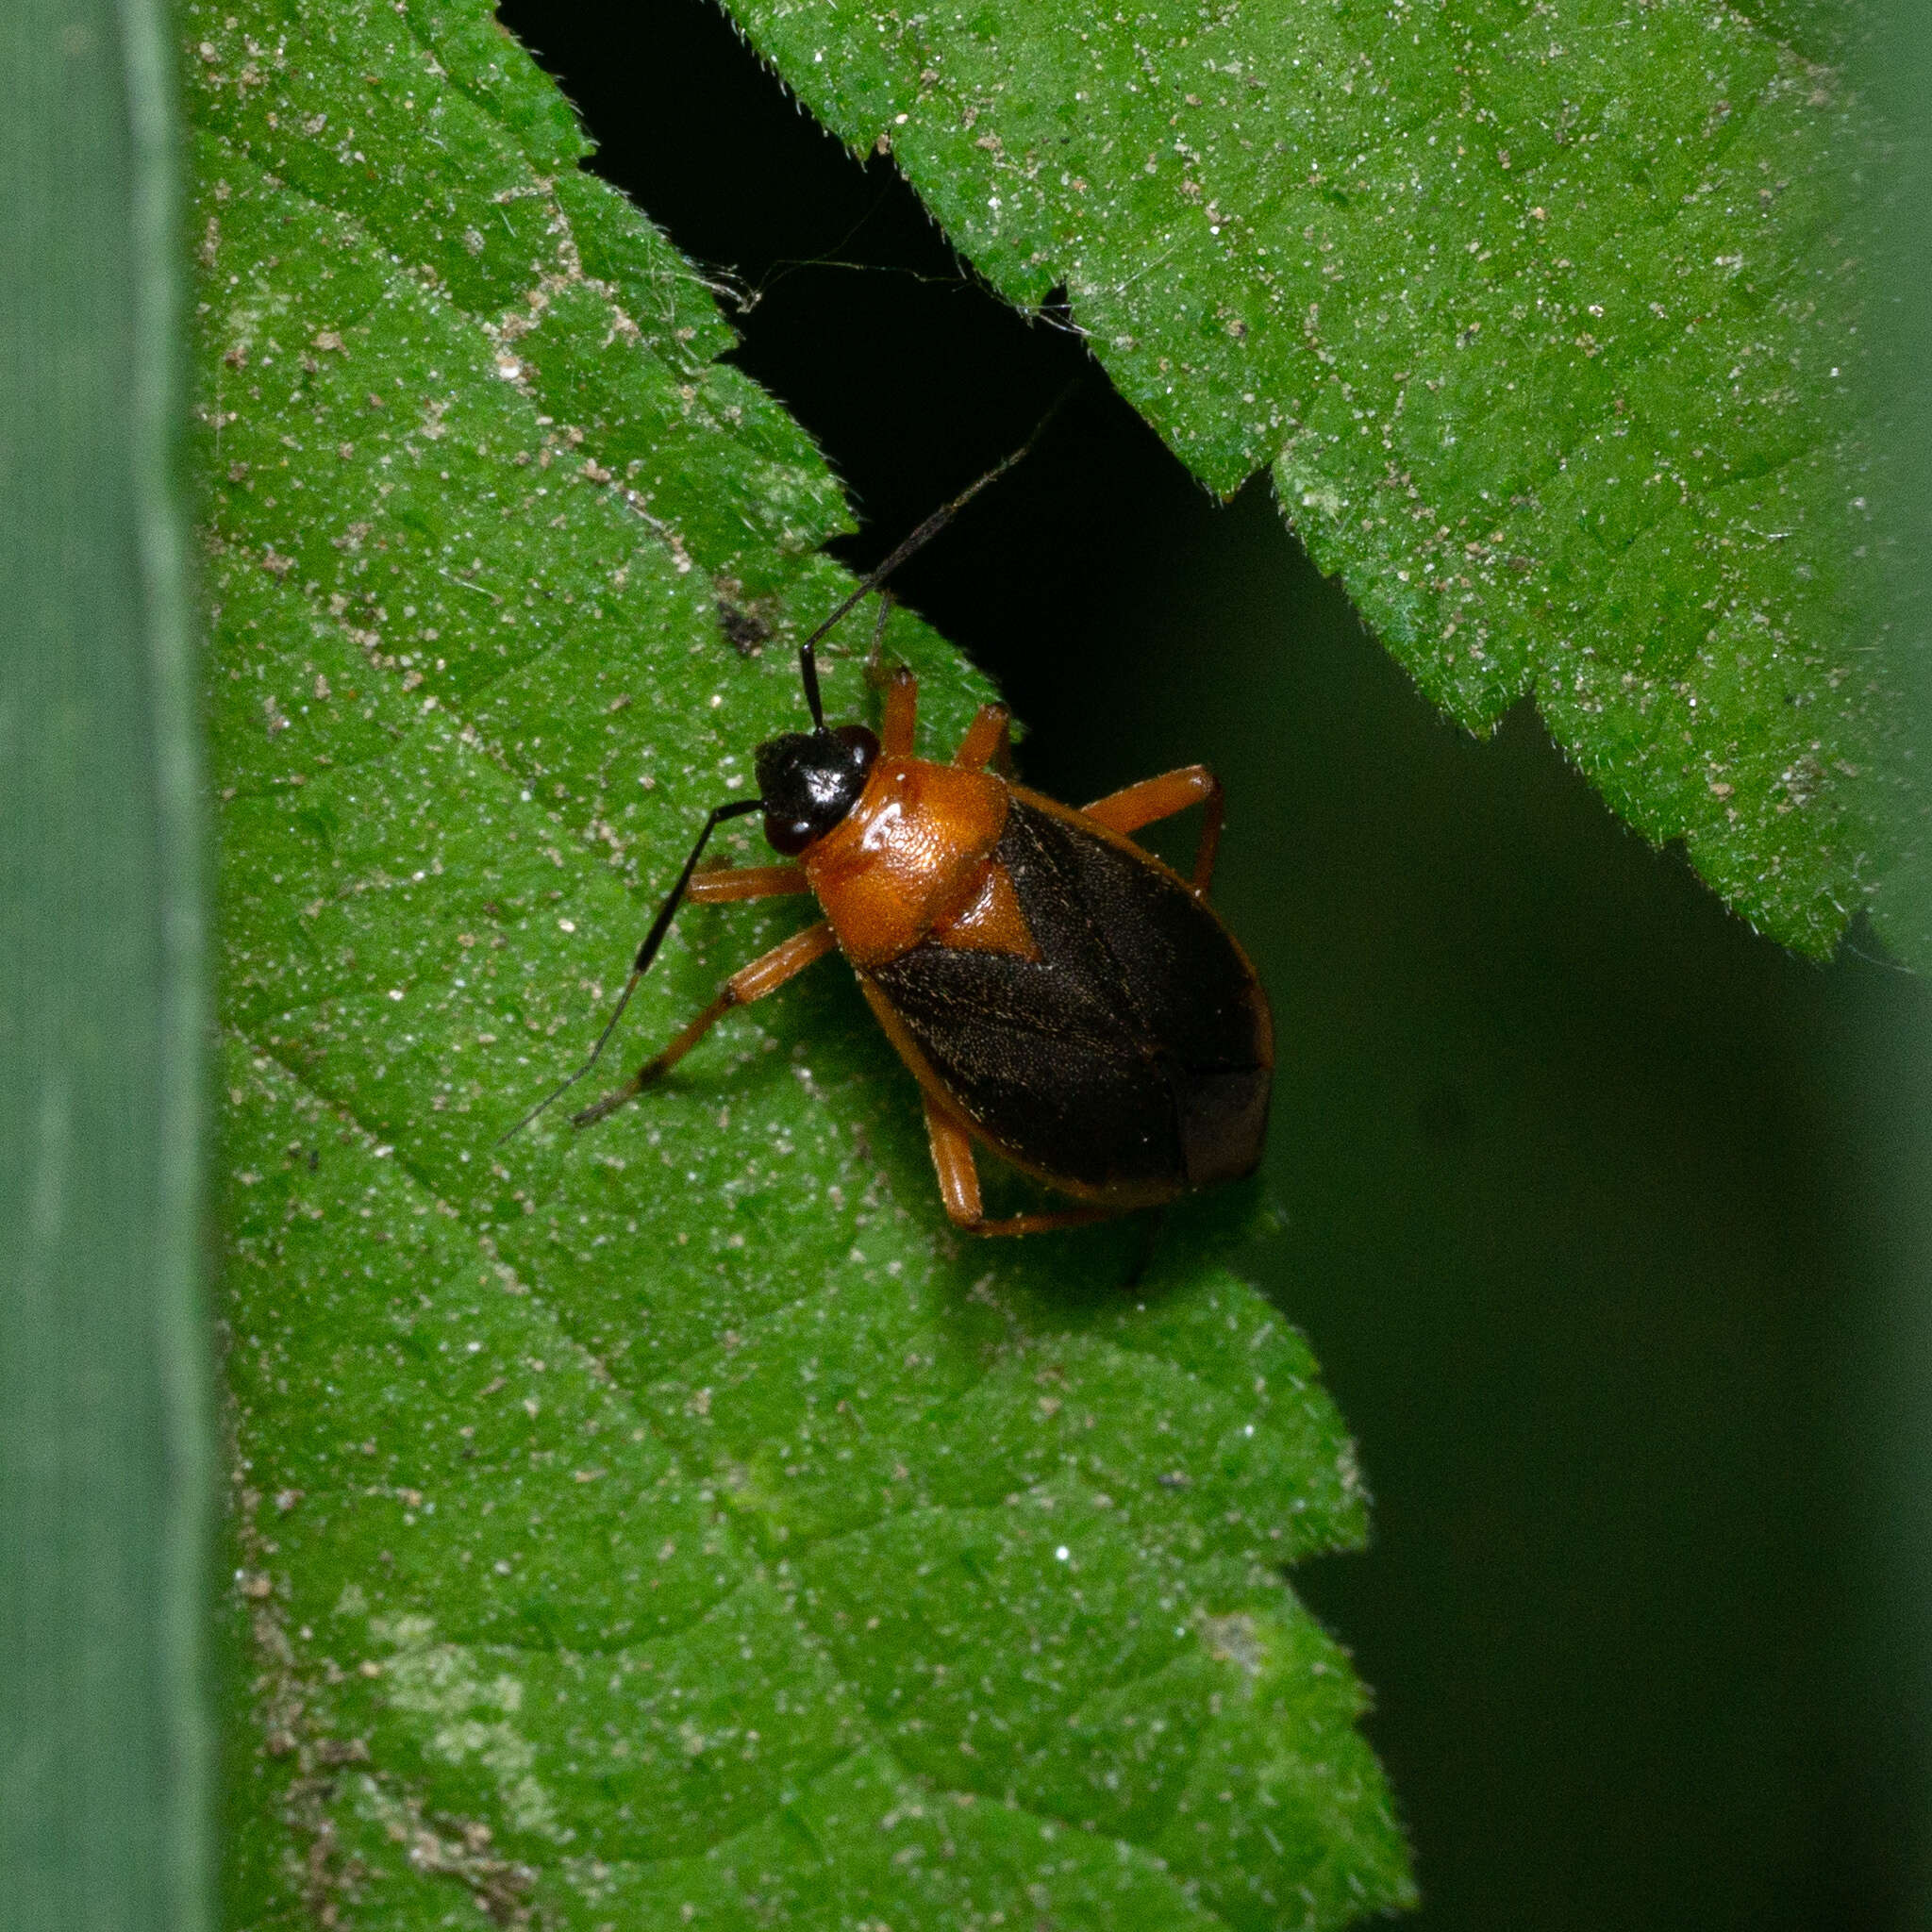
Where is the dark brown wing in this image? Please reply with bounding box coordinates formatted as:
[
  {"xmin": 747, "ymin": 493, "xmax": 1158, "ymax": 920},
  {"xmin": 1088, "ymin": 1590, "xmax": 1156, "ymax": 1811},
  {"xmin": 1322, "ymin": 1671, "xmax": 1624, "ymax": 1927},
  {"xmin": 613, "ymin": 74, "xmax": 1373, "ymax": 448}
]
[{"xmin": 863, "ymin": 792, "xmax": 1273, "ymax": 1200}]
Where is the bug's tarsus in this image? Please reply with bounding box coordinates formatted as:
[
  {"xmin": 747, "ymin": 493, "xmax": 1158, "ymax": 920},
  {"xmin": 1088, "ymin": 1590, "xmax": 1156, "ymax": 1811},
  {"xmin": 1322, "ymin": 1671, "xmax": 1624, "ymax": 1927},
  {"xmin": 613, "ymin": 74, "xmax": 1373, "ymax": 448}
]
[
  {"xmin": 795, "ymin": 378, "xmax": 1081, "ymax": 722},
  {"xmin": 495, "ymin": 795, "xmax": 763, "ymax": 1144},
  {"xmin": 570, "ymin": 1066, "xmax": 650, "ymax": 1130}
]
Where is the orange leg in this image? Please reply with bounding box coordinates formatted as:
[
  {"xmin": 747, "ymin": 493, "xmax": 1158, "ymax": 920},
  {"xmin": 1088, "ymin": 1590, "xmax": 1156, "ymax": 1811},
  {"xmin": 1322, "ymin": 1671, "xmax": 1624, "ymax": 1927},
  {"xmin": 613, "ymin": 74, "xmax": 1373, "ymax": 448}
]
[
  {"xmin": 574, "ymin": 922, "xmax": 837, "ymax": 1125},
  {"xmin": 687, "ymin": 863, "xmax": 810, "ymax": 903},
  {"xmin": 1081, "ymin": 765, "xmax": 1224, "ymax": 894},
  {"xmin": 921, "ymin": 1093, "xmax": 1124, "ymax": 1238},
  {"xmin": 878, "ymin": 664, "xmax": 919, "ymax": 759},
  {"xmin": 952, "ymin": 704, "xmax": 1012, "ymax": 775}
]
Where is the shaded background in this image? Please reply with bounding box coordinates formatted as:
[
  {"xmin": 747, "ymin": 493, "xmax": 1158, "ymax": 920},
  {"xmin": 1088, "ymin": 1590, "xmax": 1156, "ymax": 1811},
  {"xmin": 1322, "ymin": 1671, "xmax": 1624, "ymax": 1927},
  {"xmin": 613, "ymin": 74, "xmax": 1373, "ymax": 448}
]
[{"xmin": 499, "ymin": 4, "xmax": 1932, "ymax": 1924}]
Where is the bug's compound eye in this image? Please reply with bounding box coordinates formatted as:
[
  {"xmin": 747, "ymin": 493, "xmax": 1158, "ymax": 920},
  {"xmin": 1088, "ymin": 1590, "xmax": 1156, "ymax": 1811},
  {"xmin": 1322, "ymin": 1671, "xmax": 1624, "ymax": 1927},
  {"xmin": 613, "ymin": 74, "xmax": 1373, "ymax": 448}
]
[
  {"xmin": 764, "ymin": 813, "xmax": 818, "ymax": 857},
  {"xmin": 832, "ymin": 723, "xmax": 881, "ymax": 773}
]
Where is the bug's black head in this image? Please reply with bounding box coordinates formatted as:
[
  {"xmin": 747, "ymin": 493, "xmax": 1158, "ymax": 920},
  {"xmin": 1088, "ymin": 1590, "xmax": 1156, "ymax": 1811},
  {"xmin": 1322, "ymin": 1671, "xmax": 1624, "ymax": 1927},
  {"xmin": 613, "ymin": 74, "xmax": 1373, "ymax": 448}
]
[{"xmin": 755, "ymin": 724, "xmax": 880, "ymax": 856}]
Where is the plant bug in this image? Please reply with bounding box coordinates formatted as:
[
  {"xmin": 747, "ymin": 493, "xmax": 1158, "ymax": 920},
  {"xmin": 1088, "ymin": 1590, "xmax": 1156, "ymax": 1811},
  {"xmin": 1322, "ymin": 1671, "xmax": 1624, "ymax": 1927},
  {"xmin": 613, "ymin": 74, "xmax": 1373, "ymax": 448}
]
[{"xmin": 506, "ymin": 400, "xmax": 1274, "ymax": 1234}]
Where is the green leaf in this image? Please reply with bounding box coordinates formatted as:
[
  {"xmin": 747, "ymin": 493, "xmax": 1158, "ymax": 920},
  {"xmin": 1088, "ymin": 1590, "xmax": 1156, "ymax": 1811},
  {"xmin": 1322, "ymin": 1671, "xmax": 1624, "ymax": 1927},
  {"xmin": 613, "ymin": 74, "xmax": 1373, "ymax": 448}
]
[
  {"xmin": 3, "ymin": 2, "xmax": 212, "ymax": 1928},
  {"xmin": 189, "ymin": 2, "xmax": 1410, "ymax": 1925},
  {"xmin": 716, "ymin": 0, "xmax": 1916, "ymax": 960}
]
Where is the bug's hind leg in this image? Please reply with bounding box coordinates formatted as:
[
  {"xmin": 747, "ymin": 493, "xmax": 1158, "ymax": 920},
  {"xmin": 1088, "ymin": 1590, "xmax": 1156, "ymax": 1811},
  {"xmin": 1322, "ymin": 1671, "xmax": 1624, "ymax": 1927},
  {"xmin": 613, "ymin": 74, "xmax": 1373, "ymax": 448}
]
[
  {"xmin": 575, "ymin": 921, "xmax": 837, "ymax": 1126},
  {"xmin": 1081, "ymin": 765, "xmax": 1224, "ymax": 893},
  {"xmin": 921, "ymin": 1094, "xmax": 1121, "ymax": 1238}
]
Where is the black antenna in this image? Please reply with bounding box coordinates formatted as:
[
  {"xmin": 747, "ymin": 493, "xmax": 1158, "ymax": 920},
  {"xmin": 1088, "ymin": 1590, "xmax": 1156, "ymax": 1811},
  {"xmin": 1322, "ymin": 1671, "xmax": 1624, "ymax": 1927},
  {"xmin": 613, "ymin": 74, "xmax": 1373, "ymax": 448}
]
[
  {"xmin": 795, "ymin": 378, "xmax": 1080, "ymax": 724},
  {"xmin": 496, "ymin": 796, "xmax": 763, "ymax": 1143}
]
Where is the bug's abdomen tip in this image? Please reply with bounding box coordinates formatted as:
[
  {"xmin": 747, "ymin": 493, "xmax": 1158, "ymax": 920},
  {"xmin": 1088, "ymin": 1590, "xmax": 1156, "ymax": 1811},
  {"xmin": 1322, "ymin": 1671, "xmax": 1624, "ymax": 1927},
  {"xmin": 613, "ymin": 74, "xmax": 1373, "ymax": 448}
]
[{"xmin": 1175, "ymin": 1064, "xmax": 1273, "ymax": 1190}]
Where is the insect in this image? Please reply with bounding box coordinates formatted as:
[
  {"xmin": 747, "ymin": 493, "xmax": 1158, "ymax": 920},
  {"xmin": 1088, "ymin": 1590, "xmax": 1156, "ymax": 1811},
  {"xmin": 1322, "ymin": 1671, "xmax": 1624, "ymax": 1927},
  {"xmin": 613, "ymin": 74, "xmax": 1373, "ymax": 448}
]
[{"xmin": 507, "ymin": 406, "xmax": 1273, "ymax": 1235}]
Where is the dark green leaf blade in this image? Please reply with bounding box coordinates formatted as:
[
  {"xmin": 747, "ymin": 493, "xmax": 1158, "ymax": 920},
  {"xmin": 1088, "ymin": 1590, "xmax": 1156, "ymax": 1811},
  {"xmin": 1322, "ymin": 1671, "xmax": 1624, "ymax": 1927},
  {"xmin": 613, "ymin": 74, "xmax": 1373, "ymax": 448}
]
[
  {"xmin": 189, "ymin": 2, "xmax": 1410, "ymax": 1926},
  {"xmin": 718, "ymin": 0, "xmax": 1914, "ymax": 959}
]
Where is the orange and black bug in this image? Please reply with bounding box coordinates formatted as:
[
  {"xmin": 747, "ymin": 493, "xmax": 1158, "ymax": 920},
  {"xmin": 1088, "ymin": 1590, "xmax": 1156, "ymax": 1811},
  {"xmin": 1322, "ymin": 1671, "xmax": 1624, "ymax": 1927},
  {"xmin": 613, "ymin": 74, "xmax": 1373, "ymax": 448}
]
[{"xmin": 506, "ymin": 408, "xmax": 1274, "ymax": 1235}]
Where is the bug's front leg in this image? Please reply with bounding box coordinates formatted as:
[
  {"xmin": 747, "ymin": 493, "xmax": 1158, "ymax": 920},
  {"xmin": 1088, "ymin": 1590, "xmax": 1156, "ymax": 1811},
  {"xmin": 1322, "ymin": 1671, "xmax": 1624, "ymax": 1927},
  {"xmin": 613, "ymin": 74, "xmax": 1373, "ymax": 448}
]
[
  {"xmin": 574, "ymin": 921, "xmax": 837, "ymax": 1126},
  {"xmin": 952, "ymin": 704, "xmax": 1012, "ymax": 775},
  {"xmin": 920, "ymin": 1092, "xmax": 1122, "ymax": 1238},
  {"xmin": 873, "ymin": 666, "xmax": 919, "ymax": 760},
  {"xmin": 686, "ymin": 863, "xmax": 810, "ymax": 904}
]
